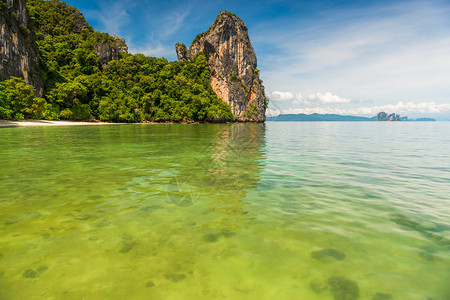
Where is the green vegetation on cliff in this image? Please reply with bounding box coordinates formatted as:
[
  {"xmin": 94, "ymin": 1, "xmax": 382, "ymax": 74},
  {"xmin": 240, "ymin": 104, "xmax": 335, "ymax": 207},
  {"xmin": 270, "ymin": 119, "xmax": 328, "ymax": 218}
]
[{"xmin": 0, "ymin": 0, "xmax": 233, "ymax": 122}]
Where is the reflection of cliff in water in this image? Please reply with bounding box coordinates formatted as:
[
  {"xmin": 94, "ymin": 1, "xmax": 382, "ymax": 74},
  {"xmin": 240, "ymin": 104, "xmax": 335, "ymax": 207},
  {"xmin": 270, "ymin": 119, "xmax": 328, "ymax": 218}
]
[
  {"xmin": 201, "ymin": 123, "xmax": 266, "ymax": 216},
  {"xmin": 167, "ymin": 123, "xmax": 266, "ymax": 218}
]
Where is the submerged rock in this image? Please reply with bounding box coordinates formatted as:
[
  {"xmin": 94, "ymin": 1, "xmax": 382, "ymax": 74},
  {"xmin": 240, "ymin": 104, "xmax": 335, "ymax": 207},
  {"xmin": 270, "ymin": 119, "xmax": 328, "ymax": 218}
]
[
  {"xmin": 37, "ymin": 265, "xmax": 48, "ymax": 273},
  {"xmin": 309, "ymin": 278, "xmax": 328, "ymax": 293},
  {"xmin": 219, "ymin": 228, "xmax": 236, "ymax": 237},
  {"xmin": 419, "ymin": 251, "xmax": 435, "ymax": 261},
  {"xmin": 372, "ymin": 292, "xmax": 393, "ymax": 300},
  {"xmin": 164, "ymin": 273, "xmax": 186, "ymax": 282},
  {"xmin": 119, "ymin": 240, "xmax": 136, "ymax": 253},
  {"xmin": 311, "ymin": 249, "xmax": 346, "ymax": 263},
  {"xmin": 202, "ymin": 233, "xmax": 219, "ymax": 243},
  {"xmin": 327, "ymin": 276, "xmax": 360, "ymax": 300},
  {"xmin": 145, "ymin": 280, "xmax": 155, "ymax": 287},
  {"xmin": 390, "ymin": 213, "xmax": 450, "ymax": 246},
  {"xmin": 22, "ymin": 269, "xmax": 38, "ymax": 279}
]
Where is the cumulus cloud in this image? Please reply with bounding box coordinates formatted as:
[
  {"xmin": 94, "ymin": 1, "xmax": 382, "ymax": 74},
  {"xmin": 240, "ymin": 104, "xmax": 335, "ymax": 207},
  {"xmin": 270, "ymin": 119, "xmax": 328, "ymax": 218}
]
[
  {"xmin": 253, "ymin": 1, "xmax": 450, "ymax": 106},
  {"xmin": 271, "ymin": 91, "xmax": 294, "ymax": 102},
  {"xmin": 313, "ymin": 92, "xmax": 353, "ymax": 104},
  {"xmin": 270, "ymin": 91, "xmax": 355, "ymax": 105}
]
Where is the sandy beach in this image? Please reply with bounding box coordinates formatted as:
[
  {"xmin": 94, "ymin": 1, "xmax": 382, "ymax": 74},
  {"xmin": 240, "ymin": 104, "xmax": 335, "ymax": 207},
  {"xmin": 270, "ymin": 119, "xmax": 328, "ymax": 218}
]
[{"xmin": 0, "ymin": 120, "xmax": 123, "ymax": 127}]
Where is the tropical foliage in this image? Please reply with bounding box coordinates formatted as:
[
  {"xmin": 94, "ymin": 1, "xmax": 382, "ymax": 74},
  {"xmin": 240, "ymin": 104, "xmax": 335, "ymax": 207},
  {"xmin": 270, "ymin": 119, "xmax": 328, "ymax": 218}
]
[{"xmin": 0, "ymin": 0, "xmax": 234, "ymax": 122}]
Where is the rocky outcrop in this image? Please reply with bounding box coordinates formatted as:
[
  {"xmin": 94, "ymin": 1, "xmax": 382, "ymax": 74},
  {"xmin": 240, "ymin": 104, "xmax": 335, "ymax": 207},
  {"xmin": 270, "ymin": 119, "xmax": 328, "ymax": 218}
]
[
  {"xmin": 377, "ymin": 112, "xmax": 401, "ymax": 121},
  {"xmin": 175, "ymin": 11, "xmax": 267, "ymax": 122},
  {"xmin": 30, "ymin": 0, "xmax": 128, "ymax": 67},
  {"xmin": 0, "ymin": 0, "xmax": 43, "ymax": 95},
  {"xmin": 94, "ymin": 35, "xmax": 128, "ymax": 66}
]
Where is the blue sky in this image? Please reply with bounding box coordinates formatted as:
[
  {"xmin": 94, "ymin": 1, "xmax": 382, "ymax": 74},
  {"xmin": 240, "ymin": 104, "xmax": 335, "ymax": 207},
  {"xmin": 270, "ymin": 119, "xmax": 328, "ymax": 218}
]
[{"xmin": 65, "ymin": 0, "xmax": 450, "ymax": 119}]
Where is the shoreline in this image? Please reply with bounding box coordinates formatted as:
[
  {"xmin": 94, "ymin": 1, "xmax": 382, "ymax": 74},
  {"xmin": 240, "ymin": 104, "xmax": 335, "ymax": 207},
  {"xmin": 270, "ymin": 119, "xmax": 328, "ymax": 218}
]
[
  {"xmin": 0, "ymin": 120, "xmax": 131, "ymax": 127},
  {"xmin": 0, "ymin": 119, "xmax": 265, "ymax": 127}
]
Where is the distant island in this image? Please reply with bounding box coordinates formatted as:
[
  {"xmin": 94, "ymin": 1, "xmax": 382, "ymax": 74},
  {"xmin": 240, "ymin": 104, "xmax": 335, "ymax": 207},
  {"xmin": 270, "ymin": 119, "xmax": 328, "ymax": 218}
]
[
  {"xmin": 267, "ymin": 112, "xmax": 436, "ymax": 122},
  {"xmin": 267, "ymin": 113, "xmax": 376, "ymax": 122}
]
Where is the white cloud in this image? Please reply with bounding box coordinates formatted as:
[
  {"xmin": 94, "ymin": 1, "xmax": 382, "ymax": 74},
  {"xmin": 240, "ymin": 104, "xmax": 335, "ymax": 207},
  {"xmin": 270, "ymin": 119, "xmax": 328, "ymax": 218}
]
[
  {"xmin": 253, "ymin": 1, "xmax": 450, "ymax": 107},
  {"xmin": 267, "ymin": 101, "xmax": 450, "ymax": 117},
  {"xmin": 271, "ymin": 91, "xmax": 294, "ymax": 102},
  {"xmin": 311, "ymin": 92, "xmax": 353, "ymax": 104},
  {"xmin": 270, "ymin": 91, "xmax": 354, "ymax": 105}
]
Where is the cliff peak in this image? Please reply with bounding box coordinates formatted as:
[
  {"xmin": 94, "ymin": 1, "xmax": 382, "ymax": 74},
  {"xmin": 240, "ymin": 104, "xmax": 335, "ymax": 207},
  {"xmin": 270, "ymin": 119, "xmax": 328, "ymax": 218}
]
[{"xmin": 176, "ymin": 11, "xmax": 267, "ymax": 122}]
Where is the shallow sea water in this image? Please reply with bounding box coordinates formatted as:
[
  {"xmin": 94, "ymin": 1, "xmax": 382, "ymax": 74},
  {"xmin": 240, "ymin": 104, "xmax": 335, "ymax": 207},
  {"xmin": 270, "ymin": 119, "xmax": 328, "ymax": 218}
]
[{"xmin": 0, "ymin": 122, "xmax": 449, "ymax": 299}]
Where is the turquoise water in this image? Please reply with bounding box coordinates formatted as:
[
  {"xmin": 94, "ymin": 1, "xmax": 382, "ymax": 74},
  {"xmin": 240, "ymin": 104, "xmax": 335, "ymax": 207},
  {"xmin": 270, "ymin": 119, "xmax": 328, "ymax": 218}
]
[{"xmin": 0, "ymin": 122, "xmax": 449, "ymax": 299}]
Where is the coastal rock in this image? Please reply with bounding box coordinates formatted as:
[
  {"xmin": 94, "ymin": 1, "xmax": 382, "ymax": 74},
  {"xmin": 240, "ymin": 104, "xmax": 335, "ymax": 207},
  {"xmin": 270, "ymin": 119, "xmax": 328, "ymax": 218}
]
[
  {"xmin": 0, "ymin": 0, "xmax": 43, "ymax": 95},
  {"xmin": 175, "ymin": 11, "xmax": 267, "ymax": 122}
]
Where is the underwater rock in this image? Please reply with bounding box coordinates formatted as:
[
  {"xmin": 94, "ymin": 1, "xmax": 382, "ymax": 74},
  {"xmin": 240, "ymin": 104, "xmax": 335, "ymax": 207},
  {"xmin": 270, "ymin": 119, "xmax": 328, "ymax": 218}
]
[
  {"xmin": 95, "ymin": 218, "xmax": 111, "ymax": 228},
  {"xmin": 119, "ymin": 240, "xmax": 136, "ymax": 253},
  {"xmin": 146, "ymin": 280, "xmax": 155, "ymax": 287},
  {"xmin": 203, "ymin": 233, "xmax": 219, "ymax": 243},
  {"xmin": 311, "ymin": 249, "xmax": 346, "ymax": 263},
  {"xmin": 419, "ymin": 251, "xmax": 435, "ymax": 261},
  {"xmin": 37, "ymin": 265, "xmax": 48, "ymax": 273},
  {"xmin": 219, "ymin": 228, "xmax": 236, "ymax": 237},
  {"xmin": 390, "ymin": 213, "xmax": 450, "ymax": 246},
  {"xmin": 22, "ymin": 269, "xmax": 38, "ymax": 279},
  {"xmin": 165, "ymin": 273, "xmax": 186, "ymax": 282},
  {"xmin": 327, "ymin": 276, "xmax": 360, "ymax": 300},
  {"xmin": 420, "ymin": 246, "xmax": 438, "ymax": 254},
  {"xmin": 372, "ymin": 292, "xmax": 393, "ymax": 300},
  {"xmin": 234, "ymin": 281, "xmax": 255, "ymax": 293},
  {"xmin": 0, "ymin": 253, "xmax": 3, "ymax": 259},
  {"xmin": 309, "ymin": 278, "xmax": 328, "ymax": 293}
]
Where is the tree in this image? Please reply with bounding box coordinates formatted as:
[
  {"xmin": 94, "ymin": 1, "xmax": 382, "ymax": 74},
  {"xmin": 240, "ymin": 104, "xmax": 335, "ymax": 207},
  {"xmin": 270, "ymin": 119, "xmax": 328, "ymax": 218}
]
[{"xmin": 1, "ymin": 77, "xmax": 47, "ymax": 119}]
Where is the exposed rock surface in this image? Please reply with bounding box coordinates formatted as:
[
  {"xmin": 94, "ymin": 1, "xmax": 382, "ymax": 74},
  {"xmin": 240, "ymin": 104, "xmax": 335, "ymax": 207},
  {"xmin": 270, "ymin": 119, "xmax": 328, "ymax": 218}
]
[
  {"xmin": 94, "ymin": 35, "xmax": 128, "ymax": 66},
  {"xmin": 0, "ymin": 0, "xmax": 43, "ymax": 95},
  {"xmin": 1, "ymin": 0, "xmax": 127, "ymax": 95},
  {"xmin": 176, "ymin": 11, "xmax": 267, "ymax": 122}
]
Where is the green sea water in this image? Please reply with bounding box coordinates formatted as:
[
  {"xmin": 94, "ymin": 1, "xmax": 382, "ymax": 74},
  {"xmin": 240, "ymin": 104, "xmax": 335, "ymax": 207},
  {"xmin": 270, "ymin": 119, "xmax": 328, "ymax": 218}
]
[{"xmin": 0, "ymin": 122, "xmax": 449, "ymax": 299}]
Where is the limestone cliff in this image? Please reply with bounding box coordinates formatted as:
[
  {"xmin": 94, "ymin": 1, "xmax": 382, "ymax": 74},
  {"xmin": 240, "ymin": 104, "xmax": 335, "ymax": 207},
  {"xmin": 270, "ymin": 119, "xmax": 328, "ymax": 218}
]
[
  {"xmin": 0, "ymin": 0, "xmax": 128, "ymax": 95},
  {"xmin": 28, "ymin": 0, "xmax": 128, "ymax": 67},
  {"xmin": 0, "ymin": 0, "xmax": 43, "ymax": 95},
  {"xmin": 176, "ymin": 11, "xmax": 267, "ymax": 122},
  {"xmin": 94, "ymin": 35, "xmax": 128, "ymax": 66}
]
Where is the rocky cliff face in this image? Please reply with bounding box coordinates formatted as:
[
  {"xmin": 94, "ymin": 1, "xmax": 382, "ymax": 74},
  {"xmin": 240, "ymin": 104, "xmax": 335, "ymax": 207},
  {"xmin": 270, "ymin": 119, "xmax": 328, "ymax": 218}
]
[
  {"xmin": 176, "ymin": 11, "xmax": 267, "ymax": 122},
  {"xmin": 0, "ymin": 0, "xmax": 43, "ymax": 95},
  {"xmin": 94, "ymin": 35, "xmax": 128, "ymax": 66}
]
